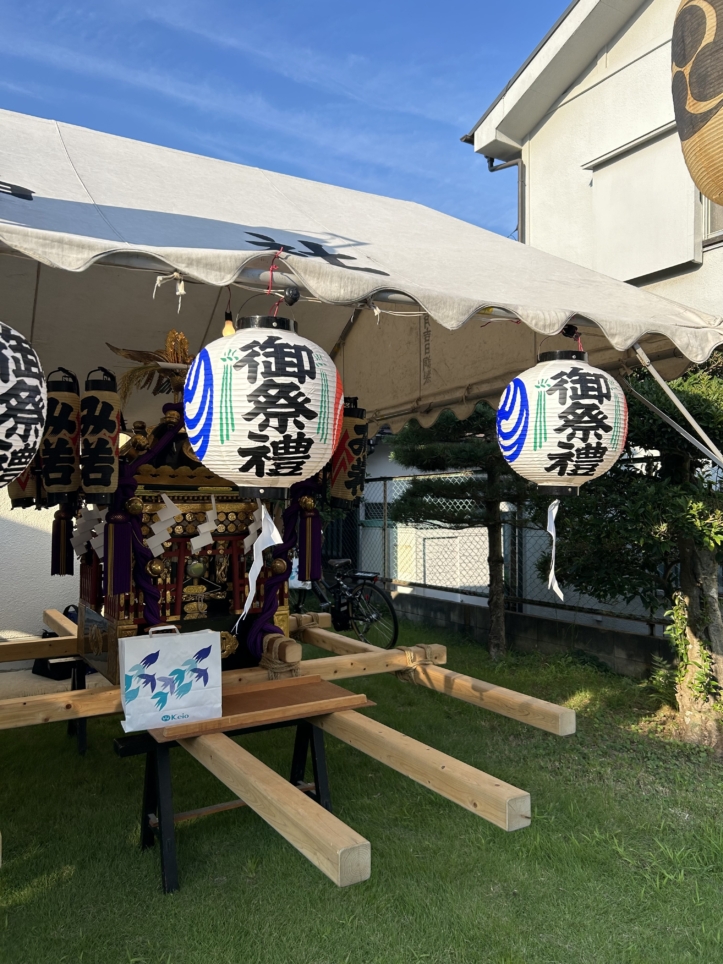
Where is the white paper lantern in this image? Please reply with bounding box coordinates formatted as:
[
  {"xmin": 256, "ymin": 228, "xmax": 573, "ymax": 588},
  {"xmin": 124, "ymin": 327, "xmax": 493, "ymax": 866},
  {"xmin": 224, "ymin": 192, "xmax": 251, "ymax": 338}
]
[
  {"xmin": 0, "ymin": 321, "xmax": 47, "ymax": 488},
  {"xmin": 496, "ymin": 351, "xmax": 627, "ymax": 490},
  {"xmin": 184, "ymin": 318, "xmax": 344, "ymax": 487}
]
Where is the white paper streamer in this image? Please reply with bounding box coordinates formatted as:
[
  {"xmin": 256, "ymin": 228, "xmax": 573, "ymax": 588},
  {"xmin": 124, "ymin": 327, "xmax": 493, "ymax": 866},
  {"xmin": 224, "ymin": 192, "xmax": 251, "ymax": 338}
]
[
  {"xmin": 71, "ymin": 506, "xmax": 105, "ymax": 556},
  {"xmin": 232, "ymin": 500, "xmax": 282, "ymax": 631},
  {"xmin": 546, "ymin": 499, "xmax": 564, "ymax": 601},
  {"xmin": 148, "ymin": 493, "xmax": 182, "ymax": 557},
  {"xmin": 190, "ymin": 496, "xmax": 217, "ymax": 553}
]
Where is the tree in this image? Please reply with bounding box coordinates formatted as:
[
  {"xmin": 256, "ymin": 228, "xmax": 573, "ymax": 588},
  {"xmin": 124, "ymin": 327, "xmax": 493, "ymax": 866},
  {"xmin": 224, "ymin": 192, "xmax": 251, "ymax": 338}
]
[
  {"xmin": 387, "ymin": 403, "xmax": 532, "ymax": 658},
  {"xmin": 536, "ymin": 362, "xmax": 723, "ymax": 750}
]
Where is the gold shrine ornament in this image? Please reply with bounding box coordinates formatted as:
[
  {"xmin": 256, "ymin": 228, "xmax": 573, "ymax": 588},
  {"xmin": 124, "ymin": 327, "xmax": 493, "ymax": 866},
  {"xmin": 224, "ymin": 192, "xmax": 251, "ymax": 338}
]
[{"xmin": 672, "ymin": 0, "xmax": 723, "ymax": 203}]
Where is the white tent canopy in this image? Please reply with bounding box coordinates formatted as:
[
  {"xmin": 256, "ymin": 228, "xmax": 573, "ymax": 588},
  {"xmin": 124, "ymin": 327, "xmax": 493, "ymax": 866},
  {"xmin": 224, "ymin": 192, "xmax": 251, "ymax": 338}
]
[{"xmin": 0, "ymin": 108, "xmax": 720, "ymax": 430}]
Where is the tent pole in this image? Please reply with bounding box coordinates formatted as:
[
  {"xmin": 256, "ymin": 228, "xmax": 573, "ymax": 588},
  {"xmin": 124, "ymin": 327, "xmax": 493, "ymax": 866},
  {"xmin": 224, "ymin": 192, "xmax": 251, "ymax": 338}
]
[{"xmin": 632, "ymin": 342, "xmax": 723, "ymax": 463}]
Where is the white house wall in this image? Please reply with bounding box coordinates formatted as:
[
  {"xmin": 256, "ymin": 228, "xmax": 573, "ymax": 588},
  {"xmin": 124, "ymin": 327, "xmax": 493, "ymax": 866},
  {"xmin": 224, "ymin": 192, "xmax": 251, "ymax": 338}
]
[
  {"xmin": 522, "ymin": 0, "xmax": 723, "ymax": 308},
  {"xmin": 0, "ymin": 489, "xmax": 79, "ymax": 637}
]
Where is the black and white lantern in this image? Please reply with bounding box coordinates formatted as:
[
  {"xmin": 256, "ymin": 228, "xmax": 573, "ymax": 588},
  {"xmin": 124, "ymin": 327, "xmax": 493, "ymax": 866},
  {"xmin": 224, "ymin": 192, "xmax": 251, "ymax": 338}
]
[
  {"xmin": 184, "ymin": 317, "xmax": 343, "ymax": 487},
  {"xmin": 496, "ymin": 351, "xmax": 628, "ymax": 493},
  {"xmin": 0, "ymin": 321, "xmax": 46, "ymax": 488}
]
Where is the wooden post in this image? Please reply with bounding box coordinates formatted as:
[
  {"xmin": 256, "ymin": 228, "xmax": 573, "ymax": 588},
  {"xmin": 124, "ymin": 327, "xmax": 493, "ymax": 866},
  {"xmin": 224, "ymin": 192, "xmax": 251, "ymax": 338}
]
[
  {"xmin": 314, "ymin": 710, "xmax": 531, "ymax": 831},
  {"xmin": 179, "ymin": 732, "xmax": 371, "ymax": 886},
  {"xmin": 302, "ymin": 626, "xmax": 575, "ymax": 736}
]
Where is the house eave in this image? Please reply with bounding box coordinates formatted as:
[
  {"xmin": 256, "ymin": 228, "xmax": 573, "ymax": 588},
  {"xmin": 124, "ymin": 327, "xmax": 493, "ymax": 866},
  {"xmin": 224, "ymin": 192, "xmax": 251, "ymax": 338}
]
[{"xmin": 462, "ymin": 0, "xmax": 649, "ymax": 160}]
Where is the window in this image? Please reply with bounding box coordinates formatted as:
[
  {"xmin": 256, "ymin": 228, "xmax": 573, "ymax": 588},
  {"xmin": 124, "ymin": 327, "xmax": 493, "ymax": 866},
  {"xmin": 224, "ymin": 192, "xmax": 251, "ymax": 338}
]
[{"xmin": 705, "ymin": 199, "xmax": 723, "ymax": 242}]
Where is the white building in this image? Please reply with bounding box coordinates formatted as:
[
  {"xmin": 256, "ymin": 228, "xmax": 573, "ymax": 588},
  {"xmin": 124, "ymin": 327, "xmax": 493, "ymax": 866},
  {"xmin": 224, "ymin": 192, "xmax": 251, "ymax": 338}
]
[{"xmin": 463, "ymin": 0, "xmax": 723, "ymax": 316}]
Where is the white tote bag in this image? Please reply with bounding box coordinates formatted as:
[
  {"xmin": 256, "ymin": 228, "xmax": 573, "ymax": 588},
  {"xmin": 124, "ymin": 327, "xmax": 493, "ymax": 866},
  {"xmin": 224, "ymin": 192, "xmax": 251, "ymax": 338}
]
[{"xmin": 119, "ymin": 625, "xmax": 222, "ymax": 733}]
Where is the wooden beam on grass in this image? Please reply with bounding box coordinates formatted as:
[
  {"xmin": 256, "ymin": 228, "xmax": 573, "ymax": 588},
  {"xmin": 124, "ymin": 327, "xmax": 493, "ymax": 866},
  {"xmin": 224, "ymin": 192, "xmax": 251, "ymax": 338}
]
[
  {"xmin": 42, "ymin": 609, "xmax": 78, "ymax": 638},
  {"xmin": 0, "ymin": 635, "xmax": 78, "ymax": 663},
  {"xmin": 302, "ymin": 626, "xmax": 575, "ymax": 737},
  {"xmin": 314, "ymin": 710, "xmax": 531, "ymax": 831},
  {"xmin": 413, "ymin": 664, "xmax": 576, "ymax": 736},
  {"xmin": 179, "ymin": 732, "xmax": 371, "ymax": 886},
  {"xmin": 0, "ymin": 645, "xmax": 447, "ymax": 730}
]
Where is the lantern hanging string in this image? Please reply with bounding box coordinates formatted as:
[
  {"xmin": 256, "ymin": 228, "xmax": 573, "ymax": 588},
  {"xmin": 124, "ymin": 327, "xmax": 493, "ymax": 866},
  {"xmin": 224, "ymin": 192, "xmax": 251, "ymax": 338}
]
[
  {"xmin": 546, "ymin": 499, "xmax": 564, "ymax": 602},
  {"xmin": 266, "ymin": 248, "xmax": 284, "ymax": 295},
  {"xmin": 153, "ymin": 272, "xmax": 186, "ymax": 313}
]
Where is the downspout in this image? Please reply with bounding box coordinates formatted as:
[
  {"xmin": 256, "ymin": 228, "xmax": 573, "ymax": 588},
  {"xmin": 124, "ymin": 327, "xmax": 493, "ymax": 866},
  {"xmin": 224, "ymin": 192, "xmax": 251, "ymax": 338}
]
[{"xmin": 485, "ymin": 156, "xmax": 525, "ymax": 244}]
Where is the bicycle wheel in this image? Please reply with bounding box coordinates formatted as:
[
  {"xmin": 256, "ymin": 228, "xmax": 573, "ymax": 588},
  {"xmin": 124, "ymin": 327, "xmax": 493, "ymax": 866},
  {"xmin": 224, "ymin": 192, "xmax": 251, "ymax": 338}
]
[{"xmin": 350, "ymin": 581, "xmax": 399, "ymax": 649}]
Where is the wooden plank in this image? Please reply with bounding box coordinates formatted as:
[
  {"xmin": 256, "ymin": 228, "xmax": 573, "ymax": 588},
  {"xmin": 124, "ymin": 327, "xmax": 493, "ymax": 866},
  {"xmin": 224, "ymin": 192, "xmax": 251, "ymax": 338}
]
[
  {"xmin": 0, "ymin": 635, "xmax": 78, "ymax": 663},
  {"xmin": 150, "ymin": 678, "xmax": 372, "ymax": 741},
  {"xmin": 0, "ymin": 647, "xmax": 444, "ymax": 730},
  {"xmin": 42, "ymin": 609, "xmax": 78, "ymax": 638},
  {"xmin": 414, "ymin": 664, "xmax": 576, "ymax": 737},
  {"xmin": 288, "ymin": 612, "xmax": 333, "ymax": 633},
  {"xmin": 302, "ymin": 626, "xmax": 575, "ymax": 737},
  {"xmin": 314, "ymin": 710, "xmax": 531, "ymax": 832},
  {"xmin": 180, "ymin": 732, "xmax": 371, "ymax": 886}
]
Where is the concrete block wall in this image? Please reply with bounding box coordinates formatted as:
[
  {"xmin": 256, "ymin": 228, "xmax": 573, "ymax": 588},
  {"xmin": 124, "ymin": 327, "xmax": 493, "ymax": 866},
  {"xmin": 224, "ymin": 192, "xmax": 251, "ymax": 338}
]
[{"xmin": 392, "ymin": 592, "xmax": 673, "ymax": 678}]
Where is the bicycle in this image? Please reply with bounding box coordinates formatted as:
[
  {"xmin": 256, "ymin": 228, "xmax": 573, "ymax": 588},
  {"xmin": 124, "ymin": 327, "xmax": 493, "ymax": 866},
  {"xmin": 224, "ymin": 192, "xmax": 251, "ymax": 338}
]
[{"xmin": 289, "ymin": 558, "xmax": 399, "ymax": 649}]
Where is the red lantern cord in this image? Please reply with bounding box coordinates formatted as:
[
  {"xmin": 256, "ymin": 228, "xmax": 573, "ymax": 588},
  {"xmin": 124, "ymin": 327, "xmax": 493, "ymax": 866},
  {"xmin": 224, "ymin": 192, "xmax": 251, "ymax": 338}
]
[{"xmin": 266, "ymin": 248, "xmax": 284, "ymax": 295}]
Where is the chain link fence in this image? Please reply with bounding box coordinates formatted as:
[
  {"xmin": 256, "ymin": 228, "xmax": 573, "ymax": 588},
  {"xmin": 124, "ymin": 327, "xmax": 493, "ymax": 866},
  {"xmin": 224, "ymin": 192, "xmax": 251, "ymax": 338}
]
[{"xmin": 322, "ymin": 473, "xmax": 669, "ymax": 634}]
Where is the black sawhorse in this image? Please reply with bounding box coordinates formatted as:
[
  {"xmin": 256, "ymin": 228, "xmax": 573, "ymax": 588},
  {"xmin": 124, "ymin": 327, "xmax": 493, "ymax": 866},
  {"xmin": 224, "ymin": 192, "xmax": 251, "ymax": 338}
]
[
  {"xmin": 114, "ymin": 718, "xmax": 332, "ymax": 894},
  {"xmin": 66, "ymin": 659, "xmax": 87, "ymax": 755}
]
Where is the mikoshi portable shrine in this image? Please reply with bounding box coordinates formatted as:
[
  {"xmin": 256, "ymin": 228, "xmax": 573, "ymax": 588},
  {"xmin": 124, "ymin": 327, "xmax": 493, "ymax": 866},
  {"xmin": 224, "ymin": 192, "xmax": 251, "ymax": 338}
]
[{"xmin": 2, "ymin": 107, "xmax": 723, "ymax": 891}]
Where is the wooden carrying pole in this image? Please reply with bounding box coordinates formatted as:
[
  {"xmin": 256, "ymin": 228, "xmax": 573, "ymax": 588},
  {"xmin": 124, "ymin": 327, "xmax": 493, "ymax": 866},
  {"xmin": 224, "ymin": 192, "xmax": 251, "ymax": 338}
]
[
  {"xmin": 42, "ymin": 609, "xmax": 78, "ymax": 638},
  {"xmin": 0, "ymin": 636, "xmax": 78, "ymax": 663},
  {"xmin": 302, "ymin": 626, "xmax": 576, "ymax": 737},
  {"xmin": 314, "ymin": 710, "xmax": 530, "ymax": 832},
  {"xmin": 180, "ymin": 732, "xmax": 371, "ymax": 886},
  {"xmin": 0, "ymin": 644, "xmax": 447, "ymax": 731}
]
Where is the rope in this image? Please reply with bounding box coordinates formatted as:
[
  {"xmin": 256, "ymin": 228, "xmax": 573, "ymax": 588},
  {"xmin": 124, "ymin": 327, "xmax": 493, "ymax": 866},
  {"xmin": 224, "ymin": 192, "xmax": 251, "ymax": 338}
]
[
  {"xmin": 395, "ymin": 644, "xmax": 436, "ymax": 683},
  {"xmin": 260, "ymin": 634, "xmax": 300, "ymax": 680},
  {"xmin": 153, "ymin": 271, "xmax": 186, "ymax": 313}
]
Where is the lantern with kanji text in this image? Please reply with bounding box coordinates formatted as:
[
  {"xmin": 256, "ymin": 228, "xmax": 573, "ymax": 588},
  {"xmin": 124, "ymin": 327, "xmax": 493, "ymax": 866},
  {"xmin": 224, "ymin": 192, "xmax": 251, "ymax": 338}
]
[
  {"xmin": 0, "ymin": 321, "xmax": 46, "ymax": 488},
  {"xmin": 184, "ymin": 317, "xmax": 343, "ymax": 488},
  {"xmin": 496, "ymin": 351, "xmax": 627, "ymax": 494}
]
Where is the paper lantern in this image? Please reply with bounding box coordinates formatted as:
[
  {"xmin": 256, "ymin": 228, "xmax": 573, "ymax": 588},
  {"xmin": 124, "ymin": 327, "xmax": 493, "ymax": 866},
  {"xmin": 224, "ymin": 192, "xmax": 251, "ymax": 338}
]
[
  {"xmin": 80, "ymin": 367, "xmax": 120, "ymax": 504},
  {"xmin": 330, "ymin": 397, "xmax": 368, "ymax": 509},
  {"xmin": 0, "ymin": 321, "xmax": 46, "ymax": 488},
  {"xmin": 672, "ymin": 0, "xmax": 723, "ymax": 204},
  {"xmin": 7, "ymin": 457, "xmax": 40, "ymax": 507},
  {"xmin": 184, "ymin": 317, "xmax": 344, "ymax": 488},
  {"xmin": 41, "ymin": 367, "xmax": 81, "ymax": 503},
  {"xmin": 496, "ymin": 351, "xmax": 627, "ymax": 491}
]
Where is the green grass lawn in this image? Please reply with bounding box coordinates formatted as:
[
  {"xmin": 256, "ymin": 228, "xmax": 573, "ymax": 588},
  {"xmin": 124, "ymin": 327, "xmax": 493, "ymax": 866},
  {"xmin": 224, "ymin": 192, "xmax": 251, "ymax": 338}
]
[{"xmin": 1, "ymin": 623, "xmax": 723, "ymax": 964}]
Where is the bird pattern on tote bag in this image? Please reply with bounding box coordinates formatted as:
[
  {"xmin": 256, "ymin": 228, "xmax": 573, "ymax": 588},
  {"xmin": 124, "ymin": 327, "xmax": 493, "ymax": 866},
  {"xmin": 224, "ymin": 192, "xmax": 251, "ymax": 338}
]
[{"xmin": 123, "ymin": 643, "xmax": 213, "ymax": 712}]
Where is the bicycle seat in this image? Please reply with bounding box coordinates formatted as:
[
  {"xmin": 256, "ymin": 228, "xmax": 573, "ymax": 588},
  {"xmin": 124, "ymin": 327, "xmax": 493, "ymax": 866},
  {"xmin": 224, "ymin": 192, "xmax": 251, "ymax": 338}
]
[{"xmin": 327, "ymin": 558, "xmax": 352, "ymax": 568}]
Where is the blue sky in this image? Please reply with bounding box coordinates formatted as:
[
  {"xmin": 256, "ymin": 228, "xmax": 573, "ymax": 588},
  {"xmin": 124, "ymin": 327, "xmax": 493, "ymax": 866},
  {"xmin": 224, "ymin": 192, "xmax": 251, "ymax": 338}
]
[{"xmin": 0, "ymin": 1, "xmax": 568, "ymax": 236}]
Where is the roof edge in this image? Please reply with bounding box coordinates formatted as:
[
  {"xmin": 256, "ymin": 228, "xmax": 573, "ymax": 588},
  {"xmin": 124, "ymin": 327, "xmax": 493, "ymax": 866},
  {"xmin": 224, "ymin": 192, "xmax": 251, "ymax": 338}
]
[{"xmin": 461, "ymin": 0, "xmax": 584, "ymax": 143}]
